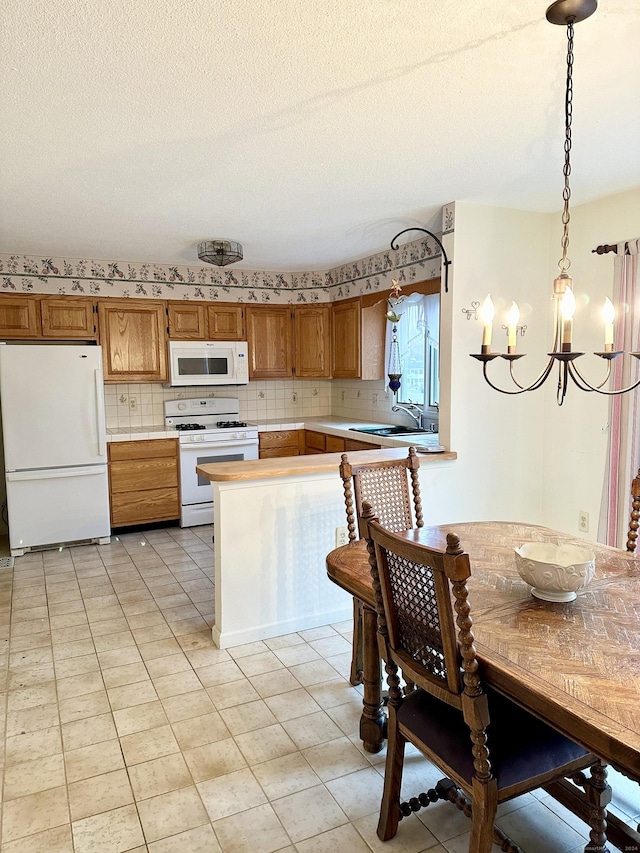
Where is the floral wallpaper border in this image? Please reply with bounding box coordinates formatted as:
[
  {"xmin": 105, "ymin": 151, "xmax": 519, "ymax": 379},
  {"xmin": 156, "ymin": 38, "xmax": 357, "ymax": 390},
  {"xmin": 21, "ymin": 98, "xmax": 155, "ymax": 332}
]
[{"xmin": 0, "ymin": 229, "xmax": 447, "ymax": 305}]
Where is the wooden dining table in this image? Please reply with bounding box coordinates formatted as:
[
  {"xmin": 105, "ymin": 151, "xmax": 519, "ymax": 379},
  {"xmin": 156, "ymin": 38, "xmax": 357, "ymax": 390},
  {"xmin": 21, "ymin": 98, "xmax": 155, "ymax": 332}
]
[{"xmin": 326, "ymin": 520, "xmax": 640, "ymax": 851}]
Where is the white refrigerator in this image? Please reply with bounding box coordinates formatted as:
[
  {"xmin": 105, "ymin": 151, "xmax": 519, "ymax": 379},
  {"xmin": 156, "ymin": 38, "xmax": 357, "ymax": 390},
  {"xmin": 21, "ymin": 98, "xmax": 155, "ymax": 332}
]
[{"xmin": 0, "ymin": 343, "xmax": 111, "ymax": 556}]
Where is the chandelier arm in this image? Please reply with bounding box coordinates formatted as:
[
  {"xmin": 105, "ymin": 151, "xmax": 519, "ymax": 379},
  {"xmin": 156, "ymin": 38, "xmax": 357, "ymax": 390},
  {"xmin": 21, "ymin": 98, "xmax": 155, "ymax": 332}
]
[
  {"xmin": 508, "ymin": 355, "xmax": 557, "ymax": 391},
  {"xmin": 478, "ymin": 356, "xmax": 556, "ymax": 395},
  {"xmin": 390, "ymin": 228, "xmax": 451, "ymax": 293},
  {"xmin": 567, "ymin": 361, "xmax": 640, "ymax": 396},
  {"xmin": 567, "ymin": 358, "xmax": 613, "ymax": 391}
]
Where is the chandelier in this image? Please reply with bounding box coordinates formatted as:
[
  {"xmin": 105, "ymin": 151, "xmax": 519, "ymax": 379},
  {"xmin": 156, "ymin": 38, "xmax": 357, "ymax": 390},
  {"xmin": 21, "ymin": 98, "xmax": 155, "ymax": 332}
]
[
  {"xmin": 197, "ymin": 240, "xmax": 243, "ymax": 267},
  {"xmin": 471, "ymin": 0, "xmax": 640, "ymax": 405}
]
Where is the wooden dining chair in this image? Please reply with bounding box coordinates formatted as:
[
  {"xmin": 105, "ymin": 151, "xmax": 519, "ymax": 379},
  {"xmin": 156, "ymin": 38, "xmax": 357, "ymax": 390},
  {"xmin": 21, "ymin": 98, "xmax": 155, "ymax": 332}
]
[
  {"xmin": 359, "ymin": 502, "xmax": 611, "ymax": 853},
  {"xmin": 339, "ymin": 447, "xmax": 423, "ymax": 684},
  {"xmin": 626, "ymin": 468, "xmax": 640, "ymax": 552}
]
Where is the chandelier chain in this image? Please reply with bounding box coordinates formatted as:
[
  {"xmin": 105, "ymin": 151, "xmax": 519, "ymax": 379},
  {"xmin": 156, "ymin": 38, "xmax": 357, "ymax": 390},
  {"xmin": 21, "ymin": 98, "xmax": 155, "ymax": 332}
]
[{"xmin": 560, "ymin": 19, "xmax": 575, "ymax": 273}]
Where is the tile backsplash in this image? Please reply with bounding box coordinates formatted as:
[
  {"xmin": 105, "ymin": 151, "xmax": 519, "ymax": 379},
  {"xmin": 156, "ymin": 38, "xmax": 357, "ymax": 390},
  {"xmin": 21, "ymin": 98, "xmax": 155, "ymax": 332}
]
[{"xmin": 103, "ymin": 378, "xmax": 405, "ymax": 429}]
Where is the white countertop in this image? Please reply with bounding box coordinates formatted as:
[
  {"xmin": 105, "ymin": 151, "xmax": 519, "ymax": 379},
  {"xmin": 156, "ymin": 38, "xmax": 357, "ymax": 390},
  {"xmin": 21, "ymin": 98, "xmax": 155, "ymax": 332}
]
[{"xmin": 106, "ymin": 415, "xmax": 442, "ymax": 450}]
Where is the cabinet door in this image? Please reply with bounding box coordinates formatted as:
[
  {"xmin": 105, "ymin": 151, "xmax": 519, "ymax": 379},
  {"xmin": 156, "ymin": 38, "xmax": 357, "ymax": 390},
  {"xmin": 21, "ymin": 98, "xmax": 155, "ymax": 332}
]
[
  {"xmin": 0, "ymin": 295, "xmax": 40, "ymax": 338},
  {"xmin": 167, "ymin": 302, "xmax": 207, "ymax": 339},
  {"xmin": 332, "ymin": 298, "xmax": 361, "ymax": 378},
  {"xmin": 246, "ymin": 306, "xmax": 293, "ymax": 379},
  {"xmin": 207, "ymin": 304, "xmax": 245, "ymax": 340},
  {"xmin": 98, "ymin": 300, "xmax": 168, "ymax": 382},
  {"xmin": 41, "ymin": 297, "xmax": 96, "ymax": 339},
  {"xmin": 345, "ymin": 438, "xmax": 380, "ymax": 451},
  {"xmin": 294, "ymin": 305, "xmax": 331, "ymax": 378},
  {"xmin": 304, "ymin": 430, "xmax": 326, "ymax": 453},
  {"xmin": 325, "ymin": 435, "xmax": 345, "ymax": 452}
]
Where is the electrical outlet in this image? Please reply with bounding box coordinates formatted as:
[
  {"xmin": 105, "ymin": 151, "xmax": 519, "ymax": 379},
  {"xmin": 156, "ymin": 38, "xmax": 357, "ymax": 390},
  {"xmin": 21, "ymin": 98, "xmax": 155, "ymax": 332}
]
[
  {"xmin": 341, "ymin": 390, "xmax": 345, "ymax": 402},
  {"xmin": 578, "ymin": 510, "xmax": 589, "ymax": 533},
  {"xmin": 129, "ymin": 397, "xmax": 137, "ymax": 411},
  {"xmin": 292, "ymin": 392, "xmax": 298, "ymax": 403},
  {"xmin": 372, "ymin": 393, "xmax": 379, "ymax": 406},
  {"xmin": 335, "ymin": 527, "xmax": 350, "ymax": 548}
]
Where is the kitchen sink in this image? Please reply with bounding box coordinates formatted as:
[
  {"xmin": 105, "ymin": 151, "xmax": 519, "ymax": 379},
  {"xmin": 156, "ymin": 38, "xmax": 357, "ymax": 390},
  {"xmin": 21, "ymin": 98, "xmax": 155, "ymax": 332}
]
[{"xmin": 349, "ymin": 425, "xmax": 431, "ymax": 437}]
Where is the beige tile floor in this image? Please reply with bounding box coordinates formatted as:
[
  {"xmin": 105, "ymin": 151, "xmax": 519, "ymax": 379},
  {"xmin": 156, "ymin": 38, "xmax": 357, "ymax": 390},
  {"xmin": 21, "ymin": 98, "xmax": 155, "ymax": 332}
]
[{"xmin": 0, "ymin": 524, "xmax": 638, "ymax": 853}]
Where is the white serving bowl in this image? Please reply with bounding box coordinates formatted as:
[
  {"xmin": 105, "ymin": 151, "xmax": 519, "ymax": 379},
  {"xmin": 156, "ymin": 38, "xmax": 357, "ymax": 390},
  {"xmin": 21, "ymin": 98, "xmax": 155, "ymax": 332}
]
[{"xmin": 514, "ymin": 542, "xmax": 596, "ymax": 602}]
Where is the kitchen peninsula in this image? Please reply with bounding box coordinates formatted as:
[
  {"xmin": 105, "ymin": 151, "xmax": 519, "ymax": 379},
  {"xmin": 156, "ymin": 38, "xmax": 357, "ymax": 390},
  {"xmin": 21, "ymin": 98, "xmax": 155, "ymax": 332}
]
[{"xmin": 197, "ymin": 439, "xmax": 456, "ymax": 649}]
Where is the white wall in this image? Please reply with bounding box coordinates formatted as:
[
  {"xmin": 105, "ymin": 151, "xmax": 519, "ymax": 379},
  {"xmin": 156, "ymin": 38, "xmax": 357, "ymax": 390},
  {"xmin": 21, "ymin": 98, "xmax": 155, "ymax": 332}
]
[
  {"xmin": 541, "ymin": 186, "xmax": 640, "ymax": 540},
  {"xmin": 438, "ymin": 202, "xmax": 552, "ymax": 526}
]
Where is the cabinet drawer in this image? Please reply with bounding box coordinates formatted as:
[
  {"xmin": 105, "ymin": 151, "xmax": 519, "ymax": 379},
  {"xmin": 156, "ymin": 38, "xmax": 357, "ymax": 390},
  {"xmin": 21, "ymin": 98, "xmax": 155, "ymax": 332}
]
[
  {"xmin": 108, "ymin": 439, "xmax": 178, "ymax": 462},
  {"xmin": 110, "ymin": 488, "xmax": 179, "ymax": 526},
  {"xmin": 259, "ymin": 430, "xmax": 299, "ymax": 449},
  {"xmin": 109, "ymin": 458, "xmax": 178, "ymax": 493}
]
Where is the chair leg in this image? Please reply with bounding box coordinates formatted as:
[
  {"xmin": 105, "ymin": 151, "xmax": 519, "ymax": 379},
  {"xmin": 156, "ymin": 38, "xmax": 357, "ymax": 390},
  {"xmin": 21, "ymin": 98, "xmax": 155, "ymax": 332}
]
[
  {"xmin": 349, "ymin": 597, "xmax": 364, "ymax": 685},
  {"xmin": 377, "ymin": 715, "xmax": 405, "ymax": 841},
  {"xmin": 469, "ymin": 777, "xmax": 499, "ymax": 853}
]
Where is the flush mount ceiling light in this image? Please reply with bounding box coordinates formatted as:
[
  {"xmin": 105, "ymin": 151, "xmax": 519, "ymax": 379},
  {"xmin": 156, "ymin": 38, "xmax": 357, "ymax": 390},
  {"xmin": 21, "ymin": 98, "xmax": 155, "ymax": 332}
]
[
  {"xmin": 471, "ymin": 0, "xmax": 640, "ymax": 405},
  {"xmin": 197, "ymin": 240, "xmax": 243, "ymax": 267}
]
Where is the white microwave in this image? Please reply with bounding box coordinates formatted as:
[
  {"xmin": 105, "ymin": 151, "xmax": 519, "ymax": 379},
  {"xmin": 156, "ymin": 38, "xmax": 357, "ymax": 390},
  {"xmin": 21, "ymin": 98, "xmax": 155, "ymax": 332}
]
[{"xmin": 167, "ymin": 340, "xmax": 249, "ymax": 386}]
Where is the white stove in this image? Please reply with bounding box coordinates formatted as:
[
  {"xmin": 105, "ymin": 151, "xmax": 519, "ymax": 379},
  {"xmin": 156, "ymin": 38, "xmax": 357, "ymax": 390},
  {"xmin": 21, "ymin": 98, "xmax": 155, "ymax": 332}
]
[{"xmin": 164, "ymin": 398, "xmax": 259, "ymax": 527}]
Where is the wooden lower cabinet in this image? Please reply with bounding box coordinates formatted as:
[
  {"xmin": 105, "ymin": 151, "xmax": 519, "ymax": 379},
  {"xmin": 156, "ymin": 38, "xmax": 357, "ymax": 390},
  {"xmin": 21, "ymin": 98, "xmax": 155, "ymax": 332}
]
[
  {"xmin": 345, "ymin": 437, "xmax": 380, "ymax": 451},
  {"xmin": 108, "ymin": 439, "xmax": 179, "ymax": 527},
  {"xmin": 259, "ymin": 430, "xmax": 305, "ymax": 458},
  {"xmin": 304, "ymin": 430, "xmax": 380, "ymax": 454}
]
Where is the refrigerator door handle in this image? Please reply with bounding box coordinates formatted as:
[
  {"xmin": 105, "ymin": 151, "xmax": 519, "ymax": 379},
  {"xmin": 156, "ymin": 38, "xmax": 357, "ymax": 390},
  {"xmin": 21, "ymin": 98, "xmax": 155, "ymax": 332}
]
[
  {"xmin": 95, "ymin": 368, "xmax": 107, "ymax": 457},
  {"xmin": 6, "ymin": 467, "xmax": 106, "ymax": 482}
]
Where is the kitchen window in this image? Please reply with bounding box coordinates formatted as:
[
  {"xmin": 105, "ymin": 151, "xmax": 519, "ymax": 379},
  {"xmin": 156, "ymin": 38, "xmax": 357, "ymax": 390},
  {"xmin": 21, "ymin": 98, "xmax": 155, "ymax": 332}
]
[{"xmin": 387, "ymin": 292, "xmax": 440, "ymax": 421}]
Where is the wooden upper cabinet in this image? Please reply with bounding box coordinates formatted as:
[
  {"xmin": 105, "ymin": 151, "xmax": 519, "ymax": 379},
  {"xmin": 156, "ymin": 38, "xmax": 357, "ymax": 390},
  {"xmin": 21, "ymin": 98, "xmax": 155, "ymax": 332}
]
[
  {"xmin": 332, "ymin": 298, "xmax": 360, "ymax": 378},
  {"xmin": 98, "ymin": 299, "xmax": 168, "ymax": 383},
  {"xmin": 168, "ymin": 302, "xmax": 245, "ymax": 340},
  {"xmin": 167, "ymin": 302, "xmax": 207, "ymax": 339},
  {"xmin": 294, "ymin": 305, "xmax": 331, "ymax": 378},
  {"xmin": 0, "ymin": 294, "xmax": 98, "ymax": 340},
  {"xmin": 332, "ymin": 297, "xmax": 385, "ymax": 380},
  {"xmin": 247, "ymin": 303, "xmax": 331, "ymax": 379},
  {"xmin": 207, "ymin": 304, "xmax": 245, "ymax": 340},
  {"xmin": 246, "ymin": 306, "xmax": 294, "ymax": 379},
  {"xmin": 40, "ymin": 297, "xmax": 96, "ymax": 338},
  {"xmin": 0, "ymin": 295, "xmax": 41, "ymax": 338}
]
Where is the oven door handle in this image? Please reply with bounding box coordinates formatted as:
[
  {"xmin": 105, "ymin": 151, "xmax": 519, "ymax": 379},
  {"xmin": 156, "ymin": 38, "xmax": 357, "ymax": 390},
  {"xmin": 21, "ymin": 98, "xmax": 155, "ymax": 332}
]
[{"xmin": 180, "ymin": 439, "xmax": 258, "ymax": 452}]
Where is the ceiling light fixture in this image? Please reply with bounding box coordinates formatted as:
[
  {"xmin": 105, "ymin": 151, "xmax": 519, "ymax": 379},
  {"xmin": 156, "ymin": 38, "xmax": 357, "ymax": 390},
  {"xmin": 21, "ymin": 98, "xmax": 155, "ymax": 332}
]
[
  {"xmin": 471, "ymin": 0, "xmax": 640, "ymax": 405},
  {"xmin": 197, "ymin": 240, "xmax": 243, "ymax": 267}
]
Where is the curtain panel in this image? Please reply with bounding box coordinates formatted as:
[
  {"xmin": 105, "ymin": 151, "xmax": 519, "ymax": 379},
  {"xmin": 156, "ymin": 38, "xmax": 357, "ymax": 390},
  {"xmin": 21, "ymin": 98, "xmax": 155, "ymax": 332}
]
[{"xmin": 598, "ymin": 238, "xmax": 640, "ymax": 547}]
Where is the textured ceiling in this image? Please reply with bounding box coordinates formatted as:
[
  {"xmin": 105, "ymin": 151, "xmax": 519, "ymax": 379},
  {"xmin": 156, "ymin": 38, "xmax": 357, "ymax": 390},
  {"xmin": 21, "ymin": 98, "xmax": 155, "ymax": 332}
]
[{"xmin": 1, "ymin": 1, "xmax": 639, "ymax": 271}]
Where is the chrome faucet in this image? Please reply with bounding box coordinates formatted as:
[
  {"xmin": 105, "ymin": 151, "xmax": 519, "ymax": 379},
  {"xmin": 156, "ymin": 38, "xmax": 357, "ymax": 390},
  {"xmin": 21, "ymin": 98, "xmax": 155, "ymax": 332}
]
[{"xmin": 391, "ymin": 401, "xmax": 423, "ymax": 428}]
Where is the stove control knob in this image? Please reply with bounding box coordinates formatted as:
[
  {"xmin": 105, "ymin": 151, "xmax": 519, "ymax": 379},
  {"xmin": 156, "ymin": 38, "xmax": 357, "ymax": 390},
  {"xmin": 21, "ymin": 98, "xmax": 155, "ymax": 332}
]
[{"xmin": 178, "ymin": 402, "xmax": 186, "ymax": 411}]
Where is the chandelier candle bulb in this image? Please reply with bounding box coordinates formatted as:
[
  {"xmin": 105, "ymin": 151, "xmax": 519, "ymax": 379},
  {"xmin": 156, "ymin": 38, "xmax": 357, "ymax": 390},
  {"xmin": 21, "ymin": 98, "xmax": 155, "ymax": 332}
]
[
  {"xmin": 560, "ymin": 286, "xmax": 576, "ymax": 350},
  {"xmin": 506, "ymin": 302, "xmax": 520, "ymax": 353},
  {"xmin": 603, "ymin": 298, "xmax": 615, "ymax": 351},
  {"xmin": 480, "ymin": 295, "xmax": 495, "ymax": 353}
]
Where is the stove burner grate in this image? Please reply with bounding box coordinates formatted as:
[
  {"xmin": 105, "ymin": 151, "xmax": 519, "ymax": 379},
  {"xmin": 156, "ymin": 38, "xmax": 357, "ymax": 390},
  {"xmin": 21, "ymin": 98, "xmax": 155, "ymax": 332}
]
[
  {"xmin": 175, "ymin": 423, "xmax": 206, "ymax": 431},
  {"xmin": 217, "ymin": 420, "xmax": 248, "ymax": 428}
]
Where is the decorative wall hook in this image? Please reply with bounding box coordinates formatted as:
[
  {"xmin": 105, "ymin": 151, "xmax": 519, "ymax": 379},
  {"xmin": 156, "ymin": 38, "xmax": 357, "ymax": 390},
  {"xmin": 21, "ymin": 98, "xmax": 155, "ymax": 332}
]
[
  {"xmin": 501, "ymin": 323, "xmax": 528, "ymax": 338},
  {"xmin": 462, "ymin": 301, "xmax": 480, "ymax": 321}
]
